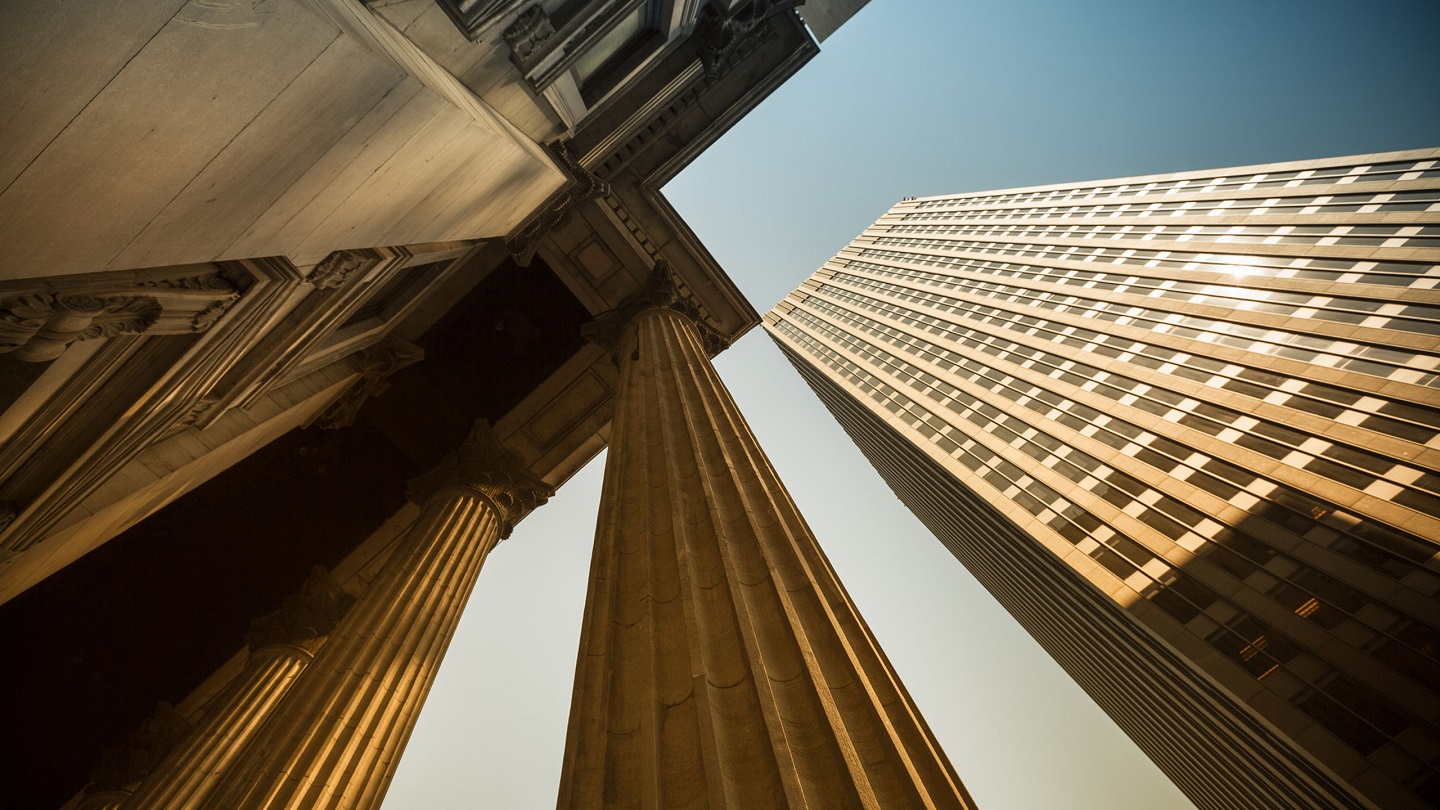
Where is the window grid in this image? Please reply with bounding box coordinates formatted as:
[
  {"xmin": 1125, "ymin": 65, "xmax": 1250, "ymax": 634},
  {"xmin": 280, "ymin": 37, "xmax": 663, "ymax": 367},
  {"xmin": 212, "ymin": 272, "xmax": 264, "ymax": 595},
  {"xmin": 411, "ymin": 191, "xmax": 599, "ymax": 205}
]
[
  {"xmin": 898, "ymin": 188, "xmax": 1440, "ymax": 222},
  {"xmin": 841, "ymin": 261, "xmax": 1440, "ymax": 444},
  {"xmin": 821, "ymin": 274, "xmax": 1440, "ymax": 518},
  {"xmin": 849, "ymin": 255, "xmax": 1440, "ymax": 338},
  {"xmin": 911, "ymin": 159, "xmax": 1439, "ymax": 211},
  {"xmin": 840, "ymin": 261, "xmax": 1440, "ymax": 444},
  {"xmin": 845, "ymin": 256, "xmax": 1440, "ymax": 387},
  {"xmin": 883, "ymin": 221, "xmax": 1440, "ymax": 250},
  {"xmin": 861, "ymin": 238, "xmax": 1439, "ymax": 288},
  {"xmin": 772, "ymin": 314, "xmax": 1439, "ymax": 778},
  {"xmin": 789, "ymin": 284, "xmax": 1440, "ymax": 585},
  {"xmin": 793, "ymin": 293, "xmax": 1440, "ymax": 599}
]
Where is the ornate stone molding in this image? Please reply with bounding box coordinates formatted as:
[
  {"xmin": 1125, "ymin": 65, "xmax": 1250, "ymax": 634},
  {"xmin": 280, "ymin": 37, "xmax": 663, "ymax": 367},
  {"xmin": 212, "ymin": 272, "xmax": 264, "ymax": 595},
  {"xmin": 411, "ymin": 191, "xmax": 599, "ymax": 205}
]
[
  {"xmin": 506, "ymin": 142, "xmax": 610, "ymax": 267},
  {"xmin": 173, "ymin": 397, "xmax": 218, "ymax": 429},
  {"xmin": 313, "ymin": 337, "xmax": 425, "ymax": 430},
  {"xmin": 135, "ymin": 274, "xmax": 239, "ymax": 292},
  {"xmin": 0, "ymin": 267, "xmax": 244, "ymax": 363},
  {"xmin": 309, "ymin": 250, "xmax": 370, "ymax": 290},
  {"xmin": 405, "ymin": 420, "xmax": 554, "ymax": 537},
  {"xmin": 0, "ymin": 293, "xmax": 163, "ymax": 362},
  {"xmin": 695, "ymin": 0, "xmax": 801, "ymax": 80},
  {"xmin": 245, "ymin": 566, "xmax": 355, "ymax": 652},
  {"xmin": 84, "ymin": 702, "xmax": 193, "ymax": 794},
  {"xmin": 581, "ymin": 262, "xmax": 729, "ymax": 356},
  {"xmin": 502, "ymin": 4, "xmax": 555, "ymax": 70},
  {"xmin": 190, "ymin": 300, "xmax": 232, "ymax": 332}
]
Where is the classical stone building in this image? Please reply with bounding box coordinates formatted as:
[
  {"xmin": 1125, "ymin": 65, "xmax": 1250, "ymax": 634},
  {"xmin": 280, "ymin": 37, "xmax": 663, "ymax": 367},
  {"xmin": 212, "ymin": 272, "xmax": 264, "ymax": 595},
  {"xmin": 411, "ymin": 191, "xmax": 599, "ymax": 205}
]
[
  {"xmin": 766, "ymin": 150, "xmax": 1440, "ymax": 809},
  {"xmin": 0, "ymin": 2, "xmax": 976, "ymax": 808}
]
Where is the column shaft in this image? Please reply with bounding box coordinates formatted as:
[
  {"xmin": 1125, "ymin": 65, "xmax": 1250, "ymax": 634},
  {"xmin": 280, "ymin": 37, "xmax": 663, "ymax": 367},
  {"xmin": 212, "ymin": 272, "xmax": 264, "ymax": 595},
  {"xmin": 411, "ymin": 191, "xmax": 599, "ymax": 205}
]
[
  {"xmin": 123, "ymin": 566, "xmax": 351, "ymax": 809},
  {"xmin": 199, "ymin": 488, "xmax": 502, "ymax": 809},
  {"xmin": 559, "ymin": 308, "xmax": 975, "ymax": 809},
  {"xmin": 120, "ymin": 647, "xmax": 310, "ymax": 808}
]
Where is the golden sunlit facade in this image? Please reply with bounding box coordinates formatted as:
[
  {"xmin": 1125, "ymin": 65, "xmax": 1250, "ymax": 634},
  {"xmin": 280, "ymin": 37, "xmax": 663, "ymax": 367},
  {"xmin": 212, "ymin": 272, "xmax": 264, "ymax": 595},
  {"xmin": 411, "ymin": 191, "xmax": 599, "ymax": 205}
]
[{"xmin": 765, "ymin": 149, "xmax": 1440, "ymax": 809}]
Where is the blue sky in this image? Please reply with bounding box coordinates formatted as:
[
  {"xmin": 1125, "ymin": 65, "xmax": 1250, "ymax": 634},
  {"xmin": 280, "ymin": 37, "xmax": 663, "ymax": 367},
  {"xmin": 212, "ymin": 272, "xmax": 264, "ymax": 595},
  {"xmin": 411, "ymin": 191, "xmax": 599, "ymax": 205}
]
[{"xmin": 384, "ymin": 2, "xmax": 1439, "ymax": 807}]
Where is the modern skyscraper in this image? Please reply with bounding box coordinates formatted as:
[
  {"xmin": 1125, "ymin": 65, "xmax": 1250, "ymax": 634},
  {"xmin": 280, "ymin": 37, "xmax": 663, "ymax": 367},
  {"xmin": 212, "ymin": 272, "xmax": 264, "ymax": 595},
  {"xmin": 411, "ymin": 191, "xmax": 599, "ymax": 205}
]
[{"xmin": 766, "ymin": 149, "xmax": 1440, "ymax": 809}]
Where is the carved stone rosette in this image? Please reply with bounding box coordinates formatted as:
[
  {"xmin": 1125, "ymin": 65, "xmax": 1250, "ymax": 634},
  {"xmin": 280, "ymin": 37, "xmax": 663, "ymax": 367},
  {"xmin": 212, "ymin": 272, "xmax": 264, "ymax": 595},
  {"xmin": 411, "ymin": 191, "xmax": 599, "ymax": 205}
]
[
  {"xmin": 313, "ymin": 338, "xmax": 425, "ymax": 430},
  {"xmin": 405, "ymin": 419, "xmax": 555, "ymax": 537}
]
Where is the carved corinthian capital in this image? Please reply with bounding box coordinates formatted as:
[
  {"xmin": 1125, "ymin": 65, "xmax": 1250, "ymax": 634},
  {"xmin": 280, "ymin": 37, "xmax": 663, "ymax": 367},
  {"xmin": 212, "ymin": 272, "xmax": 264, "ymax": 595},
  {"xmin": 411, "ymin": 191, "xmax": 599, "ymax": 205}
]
[
  {"xmin": 244, "ymin": 566, "xmax": 356, "ymax": 652},
  {"xmin": 581, "ymin": 262, "xmax": 729, "ymax": 356},
  {"xmin": 85, "ymin": 701, "xmax": 193, "ymax": 794},
  {"xmin": 406, "ymin": 420, "xmax": 554, "ymax": 538}
]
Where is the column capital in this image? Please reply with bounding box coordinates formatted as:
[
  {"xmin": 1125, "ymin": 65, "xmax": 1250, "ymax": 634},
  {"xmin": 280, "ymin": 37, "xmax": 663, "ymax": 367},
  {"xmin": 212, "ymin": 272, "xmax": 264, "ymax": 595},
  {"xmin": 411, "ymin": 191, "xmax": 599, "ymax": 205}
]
[
  {"xmin": 85, "ymin": 702, "xmax": 192, "ymax": 795},
  {"xmin": 244, "ymin": 566, "xmax": 355, "ymax": 653},
  {"xmin": 405, "ymin": 420, "xmax": 554, "ymax": 538},
  {"xmin": 581, "ymin": 263, "xmax": 729, "ymax": 356}
]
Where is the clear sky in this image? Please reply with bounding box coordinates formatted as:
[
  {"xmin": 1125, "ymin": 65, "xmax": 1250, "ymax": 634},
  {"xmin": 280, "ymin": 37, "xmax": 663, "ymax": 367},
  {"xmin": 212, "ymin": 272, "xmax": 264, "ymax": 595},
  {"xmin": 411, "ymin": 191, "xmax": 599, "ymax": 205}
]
[{"xmin": 384, "ymin": 1, "xmax": 1440, "ymax": 807}]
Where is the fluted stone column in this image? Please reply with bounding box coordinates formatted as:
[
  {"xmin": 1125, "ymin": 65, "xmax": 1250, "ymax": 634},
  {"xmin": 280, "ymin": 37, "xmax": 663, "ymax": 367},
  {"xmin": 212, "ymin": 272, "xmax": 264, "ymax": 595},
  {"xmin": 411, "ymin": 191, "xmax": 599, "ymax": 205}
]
[
  {"xmin": 76, "ymin": 702, "xmax": 192, "ymax": 810},
  {"xmin": 120, "ymin": 567, "xmax": 352, "ymax": 809},
  {"xmin": 198, "ymin": 422, "xmax": 552, "ymax": 810},
  {"xmin": 559, "ymin": 267, "xmax": 975, "ymax": 809}
]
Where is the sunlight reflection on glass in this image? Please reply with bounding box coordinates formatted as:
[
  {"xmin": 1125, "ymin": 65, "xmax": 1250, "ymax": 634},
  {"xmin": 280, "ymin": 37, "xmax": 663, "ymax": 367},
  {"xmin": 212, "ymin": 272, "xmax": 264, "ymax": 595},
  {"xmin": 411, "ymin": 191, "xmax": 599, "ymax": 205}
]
[{"xmin": 1215, "ymin": 254, "xmax": 1264, "ymax": 278}]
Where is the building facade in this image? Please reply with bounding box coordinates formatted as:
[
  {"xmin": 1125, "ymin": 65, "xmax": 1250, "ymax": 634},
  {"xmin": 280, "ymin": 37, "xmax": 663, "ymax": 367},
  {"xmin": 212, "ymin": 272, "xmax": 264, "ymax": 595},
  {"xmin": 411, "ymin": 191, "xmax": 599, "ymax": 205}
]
[
  {"xmin": 766, "ymin": 149, "xmax": 1440, "ymax": 809},
  {"xmin": 0, "ymin": 3, "xmax": 975, "ymax": 809}
]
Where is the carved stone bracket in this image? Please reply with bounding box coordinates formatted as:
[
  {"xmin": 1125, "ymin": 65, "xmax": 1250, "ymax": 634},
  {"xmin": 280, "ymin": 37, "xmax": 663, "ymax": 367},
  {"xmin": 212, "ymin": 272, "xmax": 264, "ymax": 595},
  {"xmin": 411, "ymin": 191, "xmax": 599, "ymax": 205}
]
[
  {"xmin": 191, "ymin": 300, "xmax": 231, "ymax": 331},
  {"xmin": 0, "ymin": 293, "xmax": 163, "ymax": 362},
  {"xmin": 507, "ymin": 141, "xmax": 611, "ymax": 267},
  {"xmin": 581, "ymin": 262, "xmax": 729, "ymax": 357},
  {"xmin": 314, "ymin": 337, "xmax": 425, "ymax": 430},
  {"xmin": 174, "ymin": 397, "xmax": 219, "ymax": 430},
  {"xmin": 696, "ymin": 0, "xmax": 802, "ymax": 80},
  {"xmin": 309, "ymin": 250, "xmax": 371, "ymax": 290},
  {"xmin": 84, "ymin": 701, "xmax": 193, "ymax": 794},
  {"xmin": 502, "ymin": 4, "xmax": 555, "ymax": 71},
  {"xmin": 405, "ymin": 420, "xmax": 555, "ymax": 537},
  {"xmin": 245, "ymin": 566, "xmax": 356, "ymax": 652}
]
